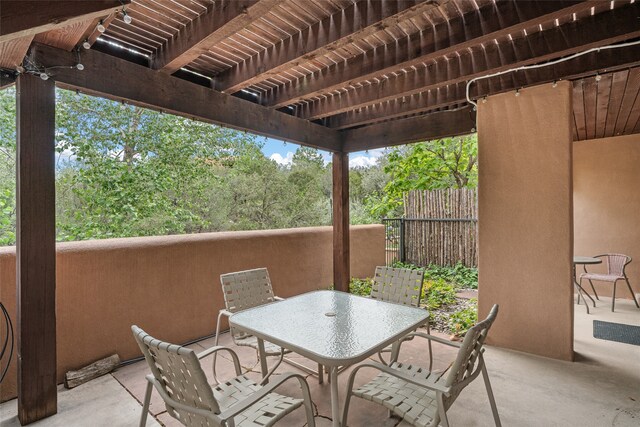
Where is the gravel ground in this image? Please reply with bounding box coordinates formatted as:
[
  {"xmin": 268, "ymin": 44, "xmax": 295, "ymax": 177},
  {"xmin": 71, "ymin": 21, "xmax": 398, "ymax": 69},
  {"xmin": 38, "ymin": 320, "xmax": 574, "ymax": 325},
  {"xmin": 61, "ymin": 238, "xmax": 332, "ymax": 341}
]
[{"xmin": 422, "ymin": 295, "xmax": 477, "ymax": 335}]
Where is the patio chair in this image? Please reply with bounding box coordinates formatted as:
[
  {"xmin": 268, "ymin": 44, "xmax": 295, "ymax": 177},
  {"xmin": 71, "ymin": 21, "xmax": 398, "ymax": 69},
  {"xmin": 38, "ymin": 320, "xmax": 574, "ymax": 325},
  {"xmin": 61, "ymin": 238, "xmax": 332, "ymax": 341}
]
[
  {"xmin": 370, "ymin": 266, "xmax": 432, "ymax": 370},
  {"xmin": 132, "ymin": 325, "xmax": 315, "ymax": 427},
  {"xmin": 580, "ymin": 254, "xmax": 639, "ymax": 312},
  {"xmin": 342, "ymin": 304, "xmax": 501, "ymax": 427},
  {"xmin": 215, "ymin": 268, "xmax": 324, "ymax": 382}
]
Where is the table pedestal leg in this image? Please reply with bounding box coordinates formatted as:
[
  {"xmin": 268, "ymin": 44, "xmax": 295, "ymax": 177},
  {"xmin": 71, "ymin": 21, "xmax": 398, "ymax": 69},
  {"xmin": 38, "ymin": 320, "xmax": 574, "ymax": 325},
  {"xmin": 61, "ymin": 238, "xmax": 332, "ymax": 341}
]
[
  {"xmin": 330, "ymin": 367, "xmax": 340, "ymax": 427},
  {"xmin": 257, "ymin": 338, "xmax": 268, "ymax": 383}
]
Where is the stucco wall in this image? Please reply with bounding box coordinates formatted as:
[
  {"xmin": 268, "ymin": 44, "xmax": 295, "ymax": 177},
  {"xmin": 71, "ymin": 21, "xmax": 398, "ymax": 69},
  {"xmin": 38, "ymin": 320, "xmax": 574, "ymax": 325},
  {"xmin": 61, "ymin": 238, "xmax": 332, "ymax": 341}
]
[
  {"xmin": 0, "ymin": 225, "xmax": 384, "ymax": 402},
  {"xmin": 477, "ymin": 81, "xmax": 574, "ymax": 361},
  {"xmin": 574, "ymin": 134, "xmax": 640, "ymax": 300}
]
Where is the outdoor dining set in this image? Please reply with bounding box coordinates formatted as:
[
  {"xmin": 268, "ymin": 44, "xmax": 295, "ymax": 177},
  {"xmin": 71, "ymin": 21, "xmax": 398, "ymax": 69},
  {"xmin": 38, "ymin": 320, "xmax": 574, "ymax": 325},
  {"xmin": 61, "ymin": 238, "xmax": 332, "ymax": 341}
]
[
  {"xmin": 131, "ymin": 266, "xmax": 501, "ymax": 427},
  {"xmin": 573, "ymin": 253, "xmax": 639, "ymax": 314}
]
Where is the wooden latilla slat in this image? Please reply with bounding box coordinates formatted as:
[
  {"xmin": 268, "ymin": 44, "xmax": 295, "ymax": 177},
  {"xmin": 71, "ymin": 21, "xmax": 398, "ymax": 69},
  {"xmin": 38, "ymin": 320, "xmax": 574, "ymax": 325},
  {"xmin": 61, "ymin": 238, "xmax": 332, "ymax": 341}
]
[
  {"xmin": 215, "ymin": 0, "xmax": 441, "ymax": 93},
  {"xmin": 299, "ymin": 1, "xmax": 640, "ymax": 121},
  {"xmin": 153, "ymin": 0, "xmax": 286, "ymax": 74},
  {"xmin": 403, "ymin": 189, "xmax": 477, "ymax": 268},
  {"xmin": 263, "ymin": 0, "xmax": 599, "ymax": 109},
  {"xmin": 325, "ymin": 41, "xmax": 640, "ymax": 130},
  {"xmin": 603, "ymin": 69, "xmax": 629, "ymax": 138},
  {"xmin": 29, "ymin": 42, "xmax": 342, "ymax": 152}
]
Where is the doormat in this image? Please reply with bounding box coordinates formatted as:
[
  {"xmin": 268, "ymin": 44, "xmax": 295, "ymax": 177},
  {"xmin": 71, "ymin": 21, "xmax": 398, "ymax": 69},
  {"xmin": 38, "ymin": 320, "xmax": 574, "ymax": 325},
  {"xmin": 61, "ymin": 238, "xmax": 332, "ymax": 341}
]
[{"xmin": 593, "ymin": 320, "xmax": 640, "ymax": 346}]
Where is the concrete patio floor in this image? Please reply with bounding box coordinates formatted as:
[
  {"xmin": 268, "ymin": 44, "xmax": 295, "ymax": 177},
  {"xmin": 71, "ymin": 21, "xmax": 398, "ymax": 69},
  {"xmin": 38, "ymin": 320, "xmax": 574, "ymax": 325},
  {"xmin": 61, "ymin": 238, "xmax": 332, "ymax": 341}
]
[{"xmin": 1, "ymin": 297, "xmax": 639, "ymax": 426}]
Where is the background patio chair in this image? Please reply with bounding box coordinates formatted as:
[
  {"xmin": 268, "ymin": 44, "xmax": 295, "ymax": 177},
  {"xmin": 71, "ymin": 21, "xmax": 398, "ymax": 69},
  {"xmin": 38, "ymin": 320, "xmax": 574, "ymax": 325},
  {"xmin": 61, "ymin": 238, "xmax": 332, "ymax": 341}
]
[
  {"xmin": 132, "ymin": 325, "xmax": 315, "ymax": 427},
  {"xmin": 215, "ymin": 268, "xmax": 324, "ymax": 382},
  {"xmin": 370, "ymin": 266, "xmax": 432, "ymax": 369},
  {"xmin": 342, "ymin": 304, "xmax": 501, "ymax": 427},
  {"xmin": 580, "ymin": 254, "xmax": 639, "ymax": 312}
]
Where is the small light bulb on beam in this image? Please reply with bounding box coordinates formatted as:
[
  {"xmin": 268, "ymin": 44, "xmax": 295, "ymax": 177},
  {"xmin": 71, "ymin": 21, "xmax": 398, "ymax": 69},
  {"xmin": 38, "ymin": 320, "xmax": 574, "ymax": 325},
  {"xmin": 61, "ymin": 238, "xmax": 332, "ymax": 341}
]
[
  {"xmin": 96, "ymin": 21, "xmax": 106, "ymax": 33},
  {"xmin": 40, "ymin": 73, "xmax": 49, "ymax": 80},
  {"xmin": 123, "ymin": 12, "xmax": 132, "ymax": 24},
  {"xmin": 595, "ymin": 74, "xmax": 602, "ymax": 82},
  {"xmin": 82, "ymin": 40, "xmax": 91, "ymax": 50},
  {"xmin": 76, "ymin": 63, "xmax": 84, "ymax": 71}
]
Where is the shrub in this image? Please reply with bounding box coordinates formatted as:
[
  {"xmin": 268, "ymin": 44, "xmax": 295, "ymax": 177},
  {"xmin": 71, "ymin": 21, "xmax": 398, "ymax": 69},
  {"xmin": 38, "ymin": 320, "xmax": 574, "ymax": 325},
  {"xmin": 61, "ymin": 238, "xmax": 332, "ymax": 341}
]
[
  {"xmin": 349, "ymin": 277, "xmax": 373, "ymax": 297},
  {"xmin": 448, "ymin": 299, "xmax": 478, "ymax": 336},
  {"xmin": 423, "ymin": 279, "xmax": 457, "ymax": 310},
  {"xmin": 424, "ymin": 263, "xmax": 478, "ymax": 290}
]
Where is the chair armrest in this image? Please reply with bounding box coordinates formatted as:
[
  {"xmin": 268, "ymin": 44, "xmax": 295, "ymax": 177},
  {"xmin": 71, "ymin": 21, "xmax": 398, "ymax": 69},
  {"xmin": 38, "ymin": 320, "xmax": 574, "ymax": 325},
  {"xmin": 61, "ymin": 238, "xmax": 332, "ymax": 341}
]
[
  {"xmin": 218, "ymin": 372, "xmax": 310, "ymax": 420},
  {"xmin": 350, "ymin": 362, "xmax": 450, "ymax": 394},
  {"xmin": 197, "ymin": 346, "xmax": 242, "ymax": 377},
  {"xmin": 219, "ymin": 309, "xmax": 233, "ymax": 317},
  {"xmin": 404, "ymin": 331, "xmax": 462, "ymax": 348},
  {"xmin": 146, "ymin": 375, "xmax": 220, "ymax": 422}
]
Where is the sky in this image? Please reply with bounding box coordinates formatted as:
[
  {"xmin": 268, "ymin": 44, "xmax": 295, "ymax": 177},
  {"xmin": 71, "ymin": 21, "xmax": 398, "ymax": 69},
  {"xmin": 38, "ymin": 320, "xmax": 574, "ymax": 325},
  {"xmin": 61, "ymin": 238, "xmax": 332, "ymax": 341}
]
[{"xmin": 261, "ymin": 137, "xmax": 386, "ymax": 168}]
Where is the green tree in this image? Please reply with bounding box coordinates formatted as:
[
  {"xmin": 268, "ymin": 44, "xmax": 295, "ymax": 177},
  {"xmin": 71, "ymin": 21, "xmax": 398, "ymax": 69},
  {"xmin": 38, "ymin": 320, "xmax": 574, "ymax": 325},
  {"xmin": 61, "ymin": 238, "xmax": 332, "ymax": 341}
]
[
  {"xmin": 0, "ymin": 88, "xmax": 16, "ymax": 245},
  {"xmin": 372, "ymin": 135, "xmax": 477, "ymax": 217}
]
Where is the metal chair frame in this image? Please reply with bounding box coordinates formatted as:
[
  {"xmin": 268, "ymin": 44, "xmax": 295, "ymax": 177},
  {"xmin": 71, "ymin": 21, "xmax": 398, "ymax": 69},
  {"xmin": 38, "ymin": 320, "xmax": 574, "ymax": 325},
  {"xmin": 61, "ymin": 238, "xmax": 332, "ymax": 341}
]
[
  {"xmin": 580, "ymin": 254, "xmax": 639, "ymax": 312},
  {"xmin": 132, "ymin": 325, "xmax": 315, "ymax": 427},
  {"xmin": 342, "ymin": 305, "xmax": 501, "ymax": 427},
  {"xmin": 215, "ymin": 268, "xmax": 324, "ymax": 383},
  {"xmin": 370, "ymin": 266, "xmax": 433, "ymax": 371}
]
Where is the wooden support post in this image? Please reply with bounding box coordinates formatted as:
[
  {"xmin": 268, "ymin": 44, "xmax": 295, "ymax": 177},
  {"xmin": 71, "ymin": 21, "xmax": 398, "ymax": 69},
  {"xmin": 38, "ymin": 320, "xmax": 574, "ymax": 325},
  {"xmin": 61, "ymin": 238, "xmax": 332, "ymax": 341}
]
[
  {"xmin": 332, "ymin": 152, "xmax": 349, "ymax": 292},
  {"xmin": 16, "ymin": 73, "xmax": 57, "ymax": 424}
]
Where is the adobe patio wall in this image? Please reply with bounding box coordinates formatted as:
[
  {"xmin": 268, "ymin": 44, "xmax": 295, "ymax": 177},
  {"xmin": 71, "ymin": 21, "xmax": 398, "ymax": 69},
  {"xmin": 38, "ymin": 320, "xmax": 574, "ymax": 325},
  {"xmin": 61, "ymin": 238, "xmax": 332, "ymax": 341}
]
[
  {"xmin": 574, "ymin": 134, "xmax": 640, "ymax": 299},
  {"xmin": 0, "ymin": 225, "xmax": 384, "ymax": 402},
  {"xmin": 477, "ymin": 81, "xmax": 574, "ymax": 361}
]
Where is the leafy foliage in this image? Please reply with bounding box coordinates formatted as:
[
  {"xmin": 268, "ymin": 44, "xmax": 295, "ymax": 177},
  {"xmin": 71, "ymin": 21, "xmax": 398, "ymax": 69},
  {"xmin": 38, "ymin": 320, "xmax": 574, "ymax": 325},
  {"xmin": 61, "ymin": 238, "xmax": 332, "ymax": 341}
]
[
  {"xmin": 423, "ymin": 279, "xmax": 457, "ymax": 310},
  {"xmin": 424, "ymin": 263, "xmax": 478, "ymax": 290},
  {"xmin": 371, "ymin": 135, "xmax": 477, "ymax": 217},
  {"xmin": 448, "ymin": 299, "xmax": 478, "ymax": 336},
  {"xmin": 349, "ymin": 277, "xmax": 373, "ymax": 297}
]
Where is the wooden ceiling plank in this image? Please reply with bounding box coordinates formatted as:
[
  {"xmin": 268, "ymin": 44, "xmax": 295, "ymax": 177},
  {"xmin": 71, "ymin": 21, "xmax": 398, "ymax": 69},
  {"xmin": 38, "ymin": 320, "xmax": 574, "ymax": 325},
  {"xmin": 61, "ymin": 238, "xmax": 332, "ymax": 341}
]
[
  {"xmin": 153, "ymin": 0, "xmax": 286, "ymax": 74},
  {"xmin": 341, "ymin": 106, "xmax": 476, "ymax": 152},
  {"xmin": 29, "ymin": 42, "xmax": 341, "ymax": 152},
  {"xmin": 614, "ymin": 68, "xmax": 640, "ymax": 136},
  {"xmin": 603, "ymin": 69, "xmax": 630, "ymax": 138},
  {"xmin": 582, "ymin": 77, "xmax": 598, "ymax": 140},
  {"xmin": 264, "ymin": 0, "xmax": 599, "ymax": 108},
  {"xmin": 594, "ymin": 73, "xmax": 613, "ymax": 139},
  {"xmin": 301, "ymin": 2, "xmax": 640, "ymax": 120},
  {"xmin": 215, "ymin": 0, "xmax": 442, "ymax": 93},
  {"xmin": 0, "ymin": 1, "xmax": 127, "ymax": 44},
  {"xmin": 572, "ymin": 80, "xmax": 587, "ymax": 141},
  {"xmin": 622, "ymin": 68, "xmax": 640, "ymax": 135},
  {"xmin": 325, "ymin": 44, "xmax": 640, "ymax": 129}
]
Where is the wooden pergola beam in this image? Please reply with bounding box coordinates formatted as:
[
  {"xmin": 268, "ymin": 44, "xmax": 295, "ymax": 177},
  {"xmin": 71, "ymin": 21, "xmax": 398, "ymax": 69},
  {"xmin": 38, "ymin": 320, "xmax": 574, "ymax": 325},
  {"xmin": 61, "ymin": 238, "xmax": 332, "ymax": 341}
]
[
  {"xmin": 0, "ymin": 1, "xmax": 126, "ymax": 44},
  {"xmin": 29, "ymin": 43, "xmax": 342, "ymax": 152},
  {"xmin": 341, "ymin": 106, "xmax": 476, "ymax": 152},
  {"xmin": 301, "ymin": 1, "xmax": 640, "ymax": 121},
  {"xmin": 263, "ymin": 0, "xmax": 597, "ymax": 108},
  {"xmin": 153, "ymin": 0, "xmax": 285, "ymax": 74},
  {"xmin": 326, "ymin": 44, "xmax": 640, "ymax": 129},
  {"xmin": 332, "ymin": 152, "xmax": 349, "ymax": 293},
  {"xmin": 16, "ymin": 73, "xmax": 57, "ymax": 425},
  {"xmin": 215, "ymin": 0, "xmax": 441, "ymax": 93}
]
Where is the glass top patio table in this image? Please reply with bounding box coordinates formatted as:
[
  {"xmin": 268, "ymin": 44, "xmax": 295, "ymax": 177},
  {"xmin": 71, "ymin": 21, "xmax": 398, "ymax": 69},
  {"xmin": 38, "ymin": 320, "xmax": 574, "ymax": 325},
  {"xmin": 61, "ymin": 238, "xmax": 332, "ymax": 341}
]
[{"xmin": 229, "ymin": 290, "xmax": 430, "ymax": 427}]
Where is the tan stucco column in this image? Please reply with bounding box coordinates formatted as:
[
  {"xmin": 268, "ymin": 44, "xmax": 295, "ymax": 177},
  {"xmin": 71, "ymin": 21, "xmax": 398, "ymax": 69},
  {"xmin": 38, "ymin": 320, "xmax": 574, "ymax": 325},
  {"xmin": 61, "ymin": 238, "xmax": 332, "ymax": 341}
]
[{"xmin": 477, "ymin": 81, "xmax": 574, "ymax": 361}]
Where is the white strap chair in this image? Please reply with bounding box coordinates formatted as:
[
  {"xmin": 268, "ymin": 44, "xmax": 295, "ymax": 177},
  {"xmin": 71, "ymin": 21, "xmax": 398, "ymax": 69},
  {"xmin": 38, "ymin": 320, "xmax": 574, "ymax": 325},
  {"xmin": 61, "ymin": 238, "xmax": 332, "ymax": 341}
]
[
  {"xmin": 215, "ymin": 268, "xmax": 324, "ymax": 382},
  {"xmin": 370, "ymin": 266, "xmax": 432, "ymax": 370},
  {"xmin": 132, "ymin": 325, "xmax": 315, "ymax": 427},
  {"xmin": 342, "ymin": 305, "xmax": 501, "ymax": 427},
  {"xmin": 580, "ymin": 254, "xmax": 639, "ymax": 312}
]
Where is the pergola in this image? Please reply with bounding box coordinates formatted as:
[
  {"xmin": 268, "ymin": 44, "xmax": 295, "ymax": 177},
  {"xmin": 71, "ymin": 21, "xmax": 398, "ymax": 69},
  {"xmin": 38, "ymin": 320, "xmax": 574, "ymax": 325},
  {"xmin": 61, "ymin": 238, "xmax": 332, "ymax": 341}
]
[{"xmin": 1, "ymin": 0, "xmax": 639, "ymax": 424}]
